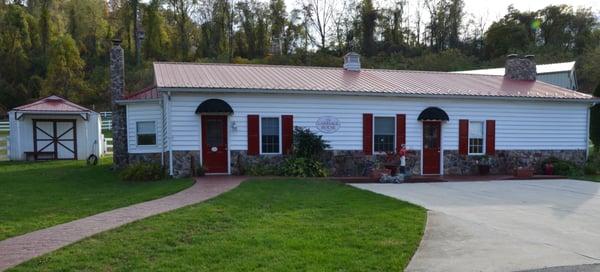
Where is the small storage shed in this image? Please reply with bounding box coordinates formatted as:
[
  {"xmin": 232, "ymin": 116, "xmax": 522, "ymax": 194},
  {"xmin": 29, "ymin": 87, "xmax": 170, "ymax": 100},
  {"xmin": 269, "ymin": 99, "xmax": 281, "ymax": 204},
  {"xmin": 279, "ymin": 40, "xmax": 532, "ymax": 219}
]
[{"xmin": 8, "ymin": 96, "xmax": 103, "ymax": 161}]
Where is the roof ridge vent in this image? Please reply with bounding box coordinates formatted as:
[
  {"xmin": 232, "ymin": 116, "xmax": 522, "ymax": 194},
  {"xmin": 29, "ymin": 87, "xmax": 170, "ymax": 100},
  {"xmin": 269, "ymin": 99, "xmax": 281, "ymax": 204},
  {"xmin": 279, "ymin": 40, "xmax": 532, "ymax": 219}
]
[{"xmin": 343, "ymin": 52, "xmax": 361, "ymax": 72}]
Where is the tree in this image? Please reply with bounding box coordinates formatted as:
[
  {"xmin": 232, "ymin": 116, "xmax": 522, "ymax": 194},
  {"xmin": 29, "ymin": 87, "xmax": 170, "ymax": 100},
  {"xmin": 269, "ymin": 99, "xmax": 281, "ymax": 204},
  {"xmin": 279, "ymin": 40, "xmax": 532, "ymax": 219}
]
[
  {"xmin": 359, "ymin": 0, "xmax": 376, "ymax": 56},
  {"xmin": 42, "ymin": 35, "xmax": 90, "ymax": 102},
  {"xmin": 304, "ymin": 0, "xmax": 335, "ymax": 51},
  {"xmin": 166, "ymin": 0, "xmax": 196, "ymax": 60},
  {"xmin": 143, "ymin": 0, "xmax": 169, "ymax": 60},
  {"xmin": 269, "ymin": 0, "xmax": 286, "ymax": 41}
]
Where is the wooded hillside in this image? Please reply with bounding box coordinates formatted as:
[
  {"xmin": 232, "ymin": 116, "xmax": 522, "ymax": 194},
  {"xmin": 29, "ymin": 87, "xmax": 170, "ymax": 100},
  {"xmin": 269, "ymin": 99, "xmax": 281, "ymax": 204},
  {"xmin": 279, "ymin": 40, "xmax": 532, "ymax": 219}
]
[{"xmin": 0, "ymin": 0, "xmax": 599, "ymax": 111}]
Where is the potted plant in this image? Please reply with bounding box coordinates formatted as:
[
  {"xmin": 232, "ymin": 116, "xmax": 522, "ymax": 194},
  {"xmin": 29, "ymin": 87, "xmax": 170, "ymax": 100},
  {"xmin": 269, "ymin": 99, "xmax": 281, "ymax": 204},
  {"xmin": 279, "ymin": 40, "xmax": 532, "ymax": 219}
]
[
  {"xmin": 514, "ymin": 166, "xmax": 534, "ymax": 178},
  {"xmin": 476, "ymin": 156, "xmax": 491, "ymax": 175},
  {"xmin": 383, "ymin": 151, "xmax": 401, "ymax": 176},
  {"xmin": 370, "ymin": 163, "xmax": 392, "ymax": 180}
]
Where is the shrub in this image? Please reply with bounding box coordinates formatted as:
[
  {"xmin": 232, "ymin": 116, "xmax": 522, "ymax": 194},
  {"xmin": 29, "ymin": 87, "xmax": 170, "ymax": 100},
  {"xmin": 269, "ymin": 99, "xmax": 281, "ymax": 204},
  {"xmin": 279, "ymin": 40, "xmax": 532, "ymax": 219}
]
[
  {"xmin": 281, "ymin": 157, "xmax": 328, "ymax": 177},
  {"xmin": 120, "ymin": 162, "xmax": 165, "ymax": 181},
  {"xmin": 292, "ymin": 127, "xmax": 330, "ymax": 160},
  {"xmin": 195, "ymin": 164, "xmax": 206, "ymax": 177},
  {"xmin": 540, "ymin": 157, "xmax": 582, "ymax": 176},
  {"xmin": 245, "ymin": 163, "xmax": 280, "ymax": 176},
  {"xmin": 584, "ymin": 162, "xmax": 597, "ymax": 175}
]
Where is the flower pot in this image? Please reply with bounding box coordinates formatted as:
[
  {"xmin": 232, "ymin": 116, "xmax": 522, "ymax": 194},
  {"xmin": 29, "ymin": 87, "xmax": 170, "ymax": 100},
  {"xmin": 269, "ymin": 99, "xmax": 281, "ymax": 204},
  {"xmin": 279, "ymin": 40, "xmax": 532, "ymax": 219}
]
[
  {"xmin": 370, "ymin": 169, "xmax": 392, "ymax": 180},
  {"xmin": 383, "ymin": 163, "xmax": 398, "ymax": 176},
  {"xmin": 514, "ymin": 168, "xmax": 534, "ymax": 178},
  {"xmin": 477, "ymin": 165, "xmax": 490, "ymax": 175},
  {"xmin": 544, "ymin": 163, "xmax": 554, "ymax": 175}
]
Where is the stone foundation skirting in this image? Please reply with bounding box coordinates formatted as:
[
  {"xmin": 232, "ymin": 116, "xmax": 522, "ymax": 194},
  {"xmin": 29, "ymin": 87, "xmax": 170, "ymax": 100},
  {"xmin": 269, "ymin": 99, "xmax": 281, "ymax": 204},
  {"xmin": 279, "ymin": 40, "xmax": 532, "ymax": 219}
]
[
  {"xmin": 128, "ymin": 153, "xmax": 162, "ymax": 165},
  {"xmin": 230, "ymin": 150, "xmax": 421, "ymax": 176},
  {"xmin": 443, "ymin": 149, "xmax": 586, "ymax": 175},
  {"xmin": 129, "ymin": 149, "xmax": 586, "ymax": 177}
]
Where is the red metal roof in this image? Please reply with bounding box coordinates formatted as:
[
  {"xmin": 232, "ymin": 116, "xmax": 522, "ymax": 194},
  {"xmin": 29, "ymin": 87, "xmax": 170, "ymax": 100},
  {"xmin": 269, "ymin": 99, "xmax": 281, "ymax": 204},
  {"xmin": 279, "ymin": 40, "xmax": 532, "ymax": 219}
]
[
  {"xmin": 13, "ymin": 95, "xmax": 92, "ymax": 112},
  {"xmin": 151, "ymin": 62, "xmax": 594, "ymax": 101},
  {"xmin": 124, "ymin": 85, "xmax": 160, "ymax": 100}
]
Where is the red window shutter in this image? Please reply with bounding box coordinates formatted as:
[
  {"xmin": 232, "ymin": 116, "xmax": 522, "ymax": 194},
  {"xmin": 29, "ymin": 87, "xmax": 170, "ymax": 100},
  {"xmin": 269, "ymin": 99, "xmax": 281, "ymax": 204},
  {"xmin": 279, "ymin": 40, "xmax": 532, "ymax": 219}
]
[
  {"xmin": 363, "ymin": 113, "xmax": 373, "ymax": 155},
  {"xmin": 396, "ymin": 114, "xmax": 406, "ymax": 152},
  {"xmin": 486, "ymin": 120, "xmax": 496, "ymax": 155},
  {"xmin": 282, "ymin": 115, "xmax": 293, "ymax": 155},
  {"xmin": 459, "ymin": 119, "xmax": 469, "ymax": 155},
  {"xmin": 247, "ymin": 115, "xmax": 259, "ymax": 155}
]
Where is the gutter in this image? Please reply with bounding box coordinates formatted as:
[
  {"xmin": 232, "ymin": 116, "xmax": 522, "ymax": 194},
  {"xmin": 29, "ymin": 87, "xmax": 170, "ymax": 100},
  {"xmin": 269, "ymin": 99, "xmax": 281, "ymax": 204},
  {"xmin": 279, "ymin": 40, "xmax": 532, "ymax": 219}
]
[
  {"xmin": 115, "ymin": 99, "xmax": 160, "ymax": 105},
  {"xmin": 156, "ymin": 87, "xmax": 600, "ymax": 104}
]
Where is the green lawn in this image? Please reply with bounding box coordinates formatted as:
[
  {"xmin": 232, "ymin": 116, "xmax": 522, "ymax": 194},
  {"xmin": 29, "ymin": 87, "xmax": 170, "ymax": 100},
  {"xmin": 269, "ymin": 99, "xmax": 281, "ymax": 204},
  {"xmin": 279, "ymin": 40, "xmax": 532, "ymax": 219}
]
[
  {"xmin": 573, "ymin": 175, "xmax": 600, "ymax": 182},
  {"xmin": 12, "ymin": 179, "xmax": 426, "ymax": 271},
  {"xmin": 0, "ymin": 157, "xmax": 194, "ymax": 240}
]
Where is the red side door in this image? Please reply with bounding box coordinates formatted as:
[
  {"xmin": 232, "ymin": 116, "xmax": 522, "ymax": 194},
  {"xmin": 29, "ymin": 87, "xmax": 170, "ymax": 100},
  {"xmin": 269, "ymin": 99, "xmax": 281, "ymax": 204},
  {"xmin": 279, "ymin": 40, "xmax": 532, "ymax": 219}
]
[
  {"xmin": 202, "ymin": 115, "xmax": 228, "ymax": 173},
  {"xmin": 422, "ymin": 121, "xmax": 441, "ymax": 175}
]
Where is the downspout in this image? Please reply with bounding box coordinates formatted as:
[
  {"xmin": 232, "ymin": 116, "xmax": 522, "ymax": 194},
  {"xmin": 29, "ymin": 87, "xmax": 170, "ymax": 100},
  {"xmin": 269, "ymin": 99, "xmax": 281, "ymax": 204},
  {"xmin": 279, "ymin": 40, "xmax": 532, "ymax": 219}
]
[
  {"xmin": 587, "ymin": 102, "xmax": 595, "ymax": 159},
  {"xmin": 160, "ymin": 97, "xmax": 164, "ymax": 167},
  {"xmin": 168, "ymin": 91, "xmax": 174, "ymax": 176}
]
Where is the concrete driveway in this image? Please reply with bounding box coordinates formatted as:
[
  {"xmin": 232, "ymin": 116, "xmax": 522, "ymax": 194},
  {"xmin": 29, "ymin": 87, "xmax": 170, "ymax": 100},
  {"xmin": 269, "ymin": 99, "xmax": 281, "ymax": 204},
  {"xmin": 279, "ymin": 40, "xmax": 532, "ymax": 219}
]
[{"xmin": 352, "ymin": 179, "xmax": 600, "ymax": 272}]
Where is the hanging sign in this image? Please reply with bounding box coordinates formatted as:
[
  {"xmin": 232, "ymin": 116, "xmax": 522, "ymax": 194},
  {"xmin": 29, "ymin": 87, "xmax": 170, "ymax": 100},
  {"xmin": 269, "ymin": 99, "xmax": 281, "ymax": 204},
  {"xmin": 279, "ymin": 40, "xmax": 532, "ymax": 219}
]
[{"xmin": 316, "ymin": 116, "xmax": 341, "ymax": 133}]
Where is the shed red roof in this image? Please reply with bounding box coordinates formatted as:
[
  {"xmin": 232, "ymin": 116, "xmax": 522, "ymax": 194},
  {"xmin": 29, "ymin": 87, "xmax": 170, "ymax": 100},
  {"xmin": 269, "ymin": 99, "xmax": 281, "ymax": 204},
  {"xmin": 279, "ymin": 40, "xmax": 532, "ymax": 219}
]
[
  {"xmin": 13, "ymin": 96, "xmax": 92, "ymax": 112},
  {"xmin": 147, "ymin": 62, "xmax": 595, "ymax": 101}
]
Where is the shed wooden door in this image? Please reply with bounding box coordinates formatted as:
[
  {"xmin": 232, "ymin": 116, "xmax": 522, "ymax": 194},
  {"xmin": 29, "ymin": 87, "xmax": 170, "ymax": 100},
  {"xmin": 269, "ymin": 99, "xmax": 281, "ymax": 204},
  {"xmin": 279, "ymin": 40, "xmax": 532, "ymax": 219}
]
[
  {"xmin": 201, "ymin": 115, "xmax": 228, "ymax": 173},
  {"xmin": 33, "ymin": 120, "xmax": 77, "ymax": 160},
  {"xmin": 422, "ymin": 121, "xmax": 441, "ymax": 174}
]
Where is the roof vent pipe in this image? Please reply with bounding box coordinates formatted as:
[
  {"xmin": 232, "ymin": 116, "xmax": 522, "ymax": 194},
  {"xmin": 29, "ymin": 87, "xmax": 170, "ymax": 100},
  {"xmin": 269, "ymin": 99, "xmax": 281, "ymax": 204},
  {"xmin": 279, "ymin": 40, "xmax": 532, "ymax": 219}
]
[
  {"xmin": 505, "ymin": 54, "xmax": 536, "ymax": 81},
  {"xmin": 343, "ymin": 52, "xmax": 361, "ymax": 72}
]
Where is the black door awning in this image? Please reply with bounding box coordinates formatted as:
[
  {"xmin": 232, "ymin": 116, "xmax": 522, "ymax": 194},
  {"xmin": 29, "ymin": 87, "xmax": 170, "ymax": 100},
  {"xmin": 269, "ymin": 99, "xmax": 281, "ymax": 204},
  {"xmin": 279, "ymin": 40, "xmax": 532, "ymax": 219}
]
[
  {"xmin": 195, "ymin": 99, "xmax": 234, "ymax": 114},
  {"xmin": 418, "ymin": 107, "xmax": 449, "ymax": 121}
]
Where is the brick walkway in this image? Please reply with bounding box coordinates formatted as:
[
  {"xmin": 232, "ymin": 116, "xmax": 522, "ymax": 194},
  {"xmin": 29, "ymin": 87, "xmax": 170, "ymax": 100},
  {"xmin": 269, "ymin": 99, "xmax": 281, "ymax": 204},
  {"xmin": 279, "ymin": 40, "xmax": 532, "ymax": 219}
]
[{"xmin": 0, "ymin": 176, "xmax": 245, "ymax": 271}]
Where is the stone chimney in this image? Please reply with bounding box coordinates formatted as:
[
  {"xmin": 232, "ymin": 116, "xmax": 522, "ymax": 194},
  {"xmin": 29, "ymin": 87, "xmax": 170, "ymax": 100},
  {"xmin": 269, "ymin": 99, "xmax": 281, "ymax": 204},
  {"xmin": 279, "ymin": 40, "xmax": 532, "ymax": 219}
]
[
  {"xmin": 343, "ymin": 52, "xmax": 361, "ymax": 72},
  {"xmin": 505, "ymin": 54, "xmax": 536, "ymax": 81},
  {"xmin": 110, "ymin": 39, "xmax": 128, "ymax": 169}
]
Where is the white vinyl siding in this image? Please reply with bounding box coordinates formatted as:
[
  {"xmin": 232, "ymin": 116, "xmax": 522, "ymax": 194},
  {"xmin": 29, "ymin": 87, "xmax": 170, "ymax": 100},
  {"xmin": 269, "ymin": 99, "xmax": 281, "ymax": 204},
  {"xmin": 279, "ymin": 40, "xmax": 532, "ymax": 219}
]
[
  {"xmin": 156, "ymin": 92, "xmax": 588, "ymax": 152},
  {"xmin": 127, "ymin": 102, "xmax": 162, "ymax": 153}
]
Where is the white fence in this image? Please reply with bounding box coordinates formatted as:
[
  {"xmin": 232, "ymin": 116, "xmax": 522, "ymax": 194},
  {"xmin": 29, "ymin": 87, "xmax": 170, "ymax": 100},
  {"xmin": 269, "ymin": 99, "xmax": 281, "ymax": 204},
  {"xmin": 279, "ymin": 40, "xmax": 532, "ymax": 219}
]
[
  {"xmin": 104, "ymin": 137, "xmax": 113, "ymax": 154},
  {"xmin": 0, "ymin": 121, "xmax": 8, "ymax": 132},
  {"xmin": 100, "ymin": 112, "xmax": 112, "ymax": 131},
  {"xmin": 101, "ymin": 120, "xmax": 112, "ymax": 130},
  {"xmin": 0, "ymin": 136, "xmax": 8, "ymax": 161}
]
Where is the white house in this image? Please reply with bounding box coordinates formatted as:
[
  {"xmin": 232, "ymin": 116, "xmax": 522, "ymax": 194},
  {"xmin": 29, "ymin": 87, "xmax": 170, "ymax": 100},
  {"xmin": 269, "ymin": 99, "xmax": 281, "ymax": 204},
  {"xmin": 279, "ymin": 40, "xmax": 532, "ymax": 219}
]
[
  {"xmin": 8, "ymin": 96, "xmax": 103, "ymax": 161},
  {"xmin": 108, "ymin": 40, "xmax": 596, "ymax": 177},
  {"xmin": 454, "ymin": 61, "xmax": 578, "ymax": 90}
]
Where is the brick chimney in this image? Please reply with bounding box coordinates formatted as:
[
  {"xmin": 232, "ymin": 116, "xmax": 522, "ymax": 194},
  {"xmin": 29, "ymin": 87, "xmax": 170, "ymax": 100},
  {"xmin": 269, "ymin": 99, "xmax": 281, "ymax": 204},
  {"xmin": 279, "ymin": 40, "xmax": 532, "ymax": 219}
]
[
  {"xmin": 110, "ymin": 39, "xmax": 128, "ymax": 169},
  {"xmin": 505, "ymin": 54, "xmax": 536, "ymax": 81},
  {"xmin": 343, "ymin": 52, "xmax": 361, "ymax": 72}
]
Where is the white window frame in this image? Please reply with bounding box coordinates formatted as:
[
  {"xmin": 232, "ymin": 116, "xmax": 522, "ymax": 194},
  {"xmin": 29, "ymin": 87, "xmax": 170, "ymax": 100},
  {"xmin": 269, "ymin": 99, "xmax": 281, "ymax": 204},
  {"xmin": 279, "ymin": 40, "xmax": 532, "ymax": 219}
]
[
  {"xmin": 259, "ymin": 116, "xmax": 282, "ymax": 155},
  {"xmin": 372, "ymin": 115, "xmax": 396, "ymax": 154},
  {"xmin": 136, "ymin": 120, "xmax": 158, "ymax": 147},
  {"xmin": 468, "ymin": 120, "xmax": 485, "ymax": 155}
]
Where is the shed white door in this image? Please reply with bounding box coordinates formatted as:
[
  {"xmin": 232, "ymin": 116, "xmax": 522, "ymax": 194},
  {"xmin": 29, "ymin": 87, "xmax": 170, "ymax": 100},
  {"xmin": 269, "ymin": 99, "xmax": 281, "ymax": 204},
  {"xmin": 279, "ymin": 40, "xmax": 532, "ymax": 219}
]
[{"xmin": 33, "ymin": 120, "xmax": 77, "ymax": 160}]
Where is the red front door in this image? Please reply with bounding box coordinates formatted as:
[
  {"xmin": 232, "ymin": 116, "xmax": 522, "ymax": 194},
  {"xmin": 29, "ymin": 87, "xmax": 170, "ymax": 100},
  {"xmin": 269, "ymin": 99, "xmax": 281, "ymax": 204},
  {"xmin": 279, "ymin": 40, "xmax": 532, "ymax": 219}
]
[
  {"xmin": 202, "ymin": 115, "xmax": 228, "ymax": 173},
  {"xmin": 422, "ymin": 121, "xmax": 441, "ymax": 175}
]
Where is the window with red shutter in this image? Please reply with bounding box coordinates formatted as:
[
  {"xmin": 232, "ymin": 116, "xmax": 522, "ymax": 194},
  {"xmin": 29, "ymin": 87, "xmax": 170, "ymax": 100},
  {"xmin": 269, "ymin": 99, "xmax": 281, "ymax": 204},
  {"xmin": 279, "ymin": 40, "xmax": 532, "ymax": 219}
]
[
  {"xmin": 363, "ymin": 113, "xmax": 373, "ymax": 155},
  {"xmin": 247, "ymin": 115, "xmax": 259, "ymax": 155},
  {"xmin": 282, "ymin": 115, "xmax": 293, "ymax": 155},
  {"xmin": 459, "ymin": 119, "xmax": 469, "ymax": 155},
  {"xmin": 486, "ymin": 120, "xmax": 496, "ymax": 155}
]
